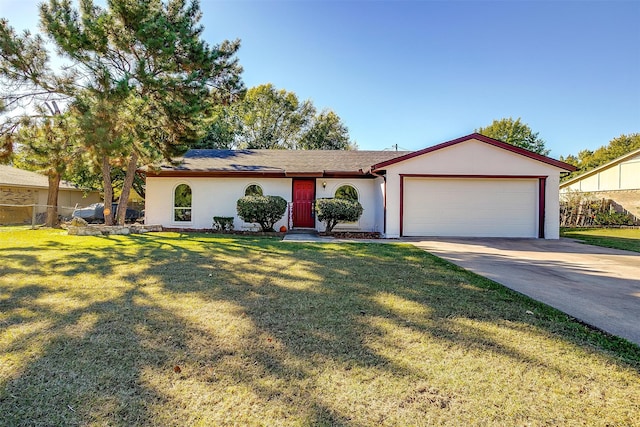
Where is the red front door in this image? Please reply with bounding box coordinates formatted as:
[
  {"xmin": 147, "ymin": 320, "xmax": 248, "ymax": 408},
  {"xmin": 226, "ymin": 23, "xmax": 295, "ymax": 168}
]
[{"xmin": 292, "ymin": 179, "xmax": 315, "ymax": 228}]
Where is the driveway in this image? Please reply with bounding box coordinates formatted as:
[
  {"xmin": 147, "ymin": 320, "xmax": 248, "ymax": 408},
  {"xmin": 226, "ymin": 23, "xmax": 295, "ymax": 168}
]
[{"xmin": 404, "ymin": 237, "xmax": 640, "ymax": 346}]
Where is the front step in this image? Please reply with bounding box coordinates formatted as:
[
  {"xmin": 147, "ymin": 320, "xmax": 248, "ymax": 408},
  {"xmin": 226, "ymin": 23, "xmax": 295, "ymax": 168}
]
[{"xmin": 286, "ymin": 228, "xmax": 318, "ymax": 235}]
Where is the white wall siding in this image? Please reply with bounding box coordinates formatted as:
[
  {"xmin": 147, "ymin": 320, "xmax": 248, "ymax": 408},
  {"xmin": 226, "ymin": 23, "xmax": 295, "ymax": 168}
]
[
  {"xmin": 563, "ymin": 154, "xmax": 640, "ymax": 192},
  {"xmin": 145, "ymin": 177, "xmax": 292, "ymax": 230},
  {"xmin": 313, "ymin": 178, "xmax": 379, "ymax": 232}
]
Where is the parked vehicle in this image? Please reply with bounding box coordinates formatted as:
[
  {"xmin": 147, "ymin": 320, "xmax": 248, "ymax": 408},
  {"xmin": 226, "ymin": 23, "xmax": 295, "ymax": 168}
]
[{"xmin": 72, "ymin": 203, "xmax": 142, "ymax": 223}]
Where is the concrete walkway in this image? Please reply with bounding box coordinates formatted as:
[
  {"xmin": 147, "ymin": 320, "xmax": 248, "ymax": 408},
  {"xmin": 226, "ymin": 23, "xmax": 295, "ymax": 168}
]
[
  {"xmin": 282, "ymin": 232, "xmax": 388, "ymax": 244},
  {"xmin": 404, "ymin": 237, "xmax": 640, "ymax": 346}
]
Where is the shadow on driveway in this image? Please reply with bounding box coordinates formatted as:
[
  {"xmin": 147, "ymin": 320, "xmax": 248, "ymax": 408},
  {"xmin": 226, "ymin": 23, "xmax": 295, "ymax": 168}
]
[{"xmin": 404, "ymin": 237, "xmax": 640, "ymax": 346}]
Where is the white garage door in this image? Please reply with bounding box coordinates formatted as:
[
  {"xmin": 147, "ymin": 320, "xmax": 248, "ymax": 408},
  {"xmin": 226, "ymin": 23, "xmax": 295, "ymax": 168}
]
[{"xmin": 403, "ymin": 178, "xmax": 538, "ymax": 237}]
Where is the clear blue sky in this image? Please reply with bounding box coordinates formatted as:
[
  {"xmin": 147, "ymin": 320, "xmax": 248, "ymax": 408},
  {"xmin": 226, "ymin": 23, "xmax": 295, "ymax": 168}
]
[{"xmin": 1, "ymin": 0, "xmax": 639, "ymax": 158}]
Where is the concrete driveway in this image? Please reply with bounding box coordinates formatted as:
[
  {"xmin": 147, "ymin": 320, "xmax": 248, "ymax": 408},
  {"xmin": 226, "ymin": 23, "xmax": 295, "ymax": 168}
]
[{"xmin": 404, "ymin": 237, "xmax": 640, "ymax": 346}]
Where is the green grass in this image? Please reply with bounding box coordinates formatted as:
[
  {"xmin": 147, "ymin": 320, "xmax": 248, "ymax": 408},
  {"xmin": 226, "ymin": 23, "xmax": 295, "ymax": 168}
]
[
  {"xmin": 561, "ymin": 227, "xmax": 640, "ymax": 252},
  {"xmin": 1, "ymin": 229, "xmax": 639, "ymax": 426}
]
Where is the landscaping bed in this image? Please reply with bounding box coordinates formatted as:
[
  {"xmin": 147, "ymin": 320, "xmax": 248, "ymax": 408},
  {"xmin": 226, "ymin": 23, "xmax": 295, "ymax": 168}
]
[{"xmin": 320, "ymin": 231, "xmax": 381, "ymax": 239}]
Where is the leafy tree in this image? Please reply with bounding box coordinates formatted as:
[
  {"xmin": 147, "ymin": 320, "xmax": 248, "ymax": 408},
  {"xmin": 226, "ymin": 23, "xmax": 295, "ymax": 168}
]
[
  {"xmin": 238, "ymin": 84, "xmax": 314, "ymax": 149},
  {"xmin": 1, "ymin": 0, "xmax": 243, "ymax": 225},
  {"xmin": 195, "ymin": 103, "xmax": 240, "ymax": 149},
  {"xmin": 476, "ymin": 117, "xmax": 549, "ymax": 155},
  {"xmin": 560, "ymin": 133, "xmax": 640, "ymax": 180},
  {"xmin": 198, "ymin": 84, "xmax": 354, "ymax": 150},
  {"xmin": 299, "ymin": 110, "xmax": 355, "ymax": 150}
]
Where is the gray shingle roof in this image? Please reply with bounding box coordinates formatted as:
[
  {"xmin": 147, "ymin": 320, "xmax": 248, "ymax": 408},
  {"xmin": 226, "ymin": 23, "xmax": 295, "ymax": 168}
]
[
  {"xmin": 0, "ymin": 165, "xmax": 84, "ymax": 190},
  {"xmin": 157, "ymin": 149, "xmax": 410, "ymax": 175}
]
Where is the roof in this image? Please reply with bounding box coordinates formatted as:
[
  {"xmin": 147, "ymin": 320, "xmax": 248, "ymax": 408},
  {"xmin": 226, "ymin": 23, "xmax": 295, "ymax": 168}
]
[
  {"xmin": 370, "ymin": 133, "xmax": 577, "ymax": 172},
  {"xmin": 147, "ymin": 133, "xmax": 576, "ymax": 178},
  {"xmin": 0, "ymin": 165, "xmax": 86, "ymax": 191},
  {"xmin": 559, "ymin": 147, "xmax": 640, "ymax": 188},
  {"xmin": 149, "ymin": 149, "xmax": 410, "ymax": 177}
]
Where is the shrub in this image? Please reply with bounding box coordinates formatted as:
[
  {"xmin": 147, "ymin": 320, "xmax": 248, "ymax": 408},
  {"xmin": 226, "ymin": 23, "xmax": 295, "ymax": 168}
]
[
  {"xmin": 315, "ymin": 198, "xmax": 363, "ymax": 232},
  {"xmin": 236, "ymin": 195, "xmax": 287, "ymax": 232},
  {"xmin": 212, "ymin": 216, "xmax": 234, "ymax": 231},
  {"xmin": 594, "ymin": 211, "xmax": 635, "ymax": 226}
]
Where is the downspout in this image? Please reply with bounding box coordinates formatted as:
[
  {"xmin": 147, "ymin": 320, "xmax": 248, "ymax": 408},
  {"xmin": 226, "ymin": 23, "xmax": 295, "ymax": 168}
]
[{"xmin": 369, "ymin": 169, "xmax": 387, "ymax": 236}]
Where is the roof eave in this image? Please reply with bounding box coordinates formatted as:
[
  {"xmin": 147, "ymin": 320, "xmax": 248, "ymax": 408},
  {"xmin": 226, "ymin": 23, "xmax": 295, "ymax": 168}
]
[{"xmin": 147, "ymin": 170, "xmax": 288, "ymax": 178}]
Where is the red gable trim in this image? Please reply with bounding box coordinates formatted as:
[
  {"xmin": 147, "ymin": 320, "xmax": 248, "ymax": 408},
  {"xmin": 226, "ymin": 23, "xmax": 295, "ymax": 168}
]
[{"xmin": 371, "ymin": 133, "xmax": 577, "ymax": 172}]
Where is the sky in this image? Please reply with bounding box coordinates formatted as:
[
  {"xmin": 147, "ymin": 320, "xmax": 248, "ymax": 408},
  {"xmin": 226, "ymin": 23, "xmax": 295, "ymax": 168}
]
[{"xmin": 1, "ymin": 0, "xmax": 639, "ymax": 158}]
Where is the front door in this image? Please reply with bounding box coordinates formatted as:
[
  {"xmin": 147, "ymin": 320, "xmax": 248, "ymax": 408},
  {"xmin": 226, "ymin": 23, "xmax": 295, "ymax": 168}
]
[{"xmin": 292, "ymin": 179, "xmax": 315, "ymax": 228}]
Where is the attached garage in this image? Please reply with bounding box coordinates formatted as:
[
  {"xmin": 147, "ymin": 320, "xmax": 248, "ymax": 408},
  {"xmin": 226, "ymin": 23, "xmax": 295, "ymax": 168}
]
[
  {"xmin": 401, "ymin": 177, "xmax": 541, "ymax": 237},
  {"xmin": 370, "ymin": 134, "xmax": 575, "ymax": 239}
]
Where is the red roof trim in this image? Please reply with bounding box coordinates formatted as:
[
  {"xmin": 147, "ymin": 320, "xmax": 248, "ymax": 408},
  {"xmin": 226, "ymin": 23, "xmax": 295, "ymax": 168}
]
[
  {"xmin": 145, "ymin": 170, "xmax": 374, "ymax": 179},
  {"xmin": 146, "ymin": 170, "xmax": 288, "ymax": 178},
  {"xmin": 284, "ymin": 172, "xmax": 324, "ymax": 178},
  {"xmin": 371, "ymin": 133, "xmax": 577, "ymax": 172}
]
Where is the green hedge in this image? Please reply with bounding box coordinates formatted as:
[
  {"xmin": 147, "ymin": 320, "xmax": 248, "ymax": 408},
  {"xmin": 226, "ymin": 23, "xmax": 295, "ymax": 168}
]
[
  {"xmin": 315, "ymin": 198, "xmax": 363, "ymax": 232},
  {"xmin": 236, "ymin": 195, "xmax": 287, "ymax": 232},
  {"xmin": 594, "ymin": 211, "xmax": 635, "ymax": 226}
]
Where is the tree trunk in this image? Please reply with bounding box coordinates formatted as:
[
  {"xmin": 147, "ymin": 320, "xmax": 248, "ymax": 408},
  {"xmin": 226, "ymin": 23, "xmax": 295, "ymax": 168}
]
[
  {"xmin": 102, "ymin": 155, "xmax": 114, "ymax": 226},
  {"xmin": 45, "ymin": 173, "xmax": 61, "ymax": 227},
  {"xmin": 116, "ymin": 152, "xmax": 139, "ymax": 226}
]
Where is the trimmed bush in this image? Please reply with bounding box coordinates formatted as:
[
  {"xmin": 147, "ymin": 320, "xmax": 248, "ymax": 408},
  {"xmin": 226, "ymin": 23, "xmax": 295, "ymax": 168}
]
[
  {"xmin": 236, "ymin": 195, "xmax": 287, "ymax": 232},
  {"xmin": 212, "ymin": 216, "xmax": 234, "ymax": 231},
  {"xmin": 315, "ymin": 198, "xmax": 363, "ymax": 232}
]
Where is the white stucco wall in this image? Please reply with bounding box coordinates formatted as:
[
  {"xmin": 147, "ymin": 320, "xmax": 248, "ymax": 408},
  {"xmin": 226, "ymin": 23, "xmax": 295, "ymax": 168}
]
[
  {"xmin": 146, "ymin": 176, "xmax": 383, "ymax": 232},
  {"xmin": 382, "ymin": 139, "xmax": 566, "ymax": 239},
  {"xmin": 145, "ymin": 177, "xmax": 292, "ymax": 230},
  {"xmin": 314, "ymin": 178, "xmax": 380, "ymax": 232}
]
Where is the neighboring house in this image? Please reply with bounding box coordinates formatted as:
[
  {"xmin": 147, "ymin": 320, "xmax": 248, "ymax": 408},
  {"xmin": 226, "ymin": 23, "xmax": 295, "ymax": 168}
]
[
  {"xmin": 560, "ymin": 148, "xmax": 640, "ymax": 219},
  {"xmin": 144, "ymin": 133, "xmax": 575, "ymax": 238},
  {"xmin": 0, "ymin": 165, "xmax": 101, "ymax": 225}
]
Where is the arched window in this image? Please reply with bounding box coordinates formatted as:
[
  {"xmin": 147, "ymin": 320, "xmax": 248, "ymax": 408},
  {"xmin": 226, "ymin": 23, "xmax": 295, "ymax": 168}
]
[
  {"xmin": 245, "ymin": 184, "xmax": 263, "ymax": 196},
  {"xmin": 174, "ymin": 184, "xmax": 192, "ymax": 222},
  {"xmin": 335, "ymin": 184, "xmax": 358, "ymax": 201}
]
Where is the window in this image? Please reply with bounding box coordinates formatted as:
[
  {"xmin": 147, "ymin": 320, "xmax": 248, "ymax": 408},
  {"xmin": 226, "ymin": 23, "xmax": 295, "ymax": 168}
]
[
  {"xmin": 335, "ymin": 184, "xmax": 358, "ymax": 201},
  {"xmin": 174, "ymin": 184, "xmax": 192, "ymax": 222},
  {"xmin": 245, "ymin": 184, "xmax": 263, "ymax": 196}
]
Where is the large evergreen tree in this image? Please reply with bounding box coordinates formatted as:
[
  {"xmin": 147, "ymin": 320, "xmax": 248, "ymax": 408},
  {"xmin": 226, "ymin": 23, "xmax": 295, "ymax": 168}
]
[
  {"xmin": 12, "ymin": 111, "xmax": 80, "ymax": 226},
  {"xmin": 1, "ymin": 0, "xmax": 243, "ymax": 225}
]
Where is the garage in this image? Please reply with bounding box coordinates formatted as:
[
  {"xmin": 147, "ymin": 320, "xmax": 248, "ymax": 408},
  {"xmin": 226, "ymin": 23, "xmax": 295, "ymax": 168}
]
[{"xmin": 402, "ymin": 177, "xmax": 540, "ymax": 237}]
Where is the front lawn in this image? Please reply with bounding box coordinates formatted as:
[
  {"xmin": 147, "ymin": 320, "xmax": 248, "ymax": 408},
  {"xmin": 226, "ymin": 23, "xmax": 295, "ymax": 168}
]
[
  {"xmin": 1, "ymin": 229, "xmax": 639, "ymax": 426},
  {"xmin": 561, "ymin": 227, "xmax": 640, "ymax": 252}
]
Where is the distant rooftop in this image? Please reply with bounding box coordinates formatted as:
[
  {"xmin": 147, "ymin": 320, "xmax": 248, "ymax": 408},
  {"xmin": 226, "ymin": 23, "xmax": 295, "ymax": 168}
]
[{"xmin": 0, "ymin": 165, "xmax": 85, "ymax": 190}]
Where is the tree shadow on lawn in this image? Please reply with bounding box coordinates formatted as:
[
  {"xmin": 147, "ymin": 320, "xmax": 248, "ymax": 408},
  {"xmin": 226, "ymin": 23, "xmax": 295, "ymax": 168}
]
[
  {"xmin": 122, "ymin": 234, "xmax": 640, "ymax": 421},
  {"xmin": 1, "ymin": 232, "xmax": 639, "ymax": 426},
  {"xmin": 0, "ymin": 234, "xmax": 355, "ymax": 425}
]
